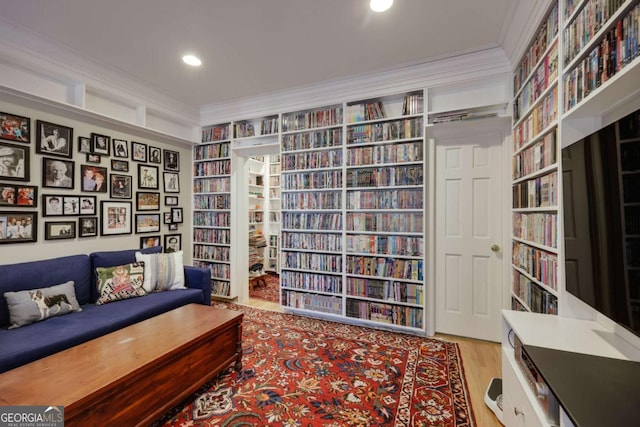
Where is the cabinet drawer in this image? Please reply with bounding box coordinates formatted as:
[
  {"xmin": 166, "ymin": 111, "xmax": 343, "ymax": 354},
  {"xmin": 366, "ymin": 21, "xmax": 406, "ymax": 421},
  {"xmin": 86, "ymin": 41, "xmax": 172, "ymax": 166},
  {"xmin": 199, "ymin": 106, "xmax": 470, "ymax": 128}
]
[{"xmin": 502, "ymin": 349, "xmax": 547, "ymax": 427}]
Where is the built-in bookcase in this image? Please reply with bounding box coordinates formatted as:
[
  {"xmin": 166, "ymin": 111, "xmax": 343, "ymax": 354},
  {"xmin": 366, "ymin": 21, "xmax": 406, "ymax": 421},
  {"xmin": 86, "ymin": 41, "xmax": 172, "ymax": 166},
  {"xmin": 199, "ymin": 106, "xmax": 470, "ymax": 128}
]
[
  {"xmin": 267, "ymin": 155, "xmax": 281, "ymax": 273},
  {"xmin": 194, "ymin": 123, "xmax": 233, "ymax": 298}
]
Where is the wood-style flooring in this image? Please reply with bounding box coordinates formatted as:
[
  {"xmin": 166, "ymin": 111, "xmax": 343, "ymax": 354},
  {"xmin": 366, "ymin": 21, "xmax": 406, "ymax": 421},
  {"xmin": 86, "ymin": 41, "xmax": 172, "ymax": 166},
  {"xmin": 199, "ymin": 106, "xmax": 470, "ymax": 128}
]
[{"xmin": 245, "ymin": 298, "xmax": 503, "ymax": 427}]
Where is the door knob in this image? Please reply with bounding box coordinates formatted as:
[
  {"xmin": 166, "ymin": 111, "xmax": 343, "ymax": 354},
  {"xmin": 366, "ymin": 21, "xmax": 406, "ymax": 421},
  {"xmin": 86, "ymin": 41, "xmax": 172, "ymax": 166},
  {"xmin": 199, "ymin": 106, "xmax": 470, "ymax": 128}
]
[{"xmin": 491, "ymin": 244, "xmax": 500, "ymax": 252}]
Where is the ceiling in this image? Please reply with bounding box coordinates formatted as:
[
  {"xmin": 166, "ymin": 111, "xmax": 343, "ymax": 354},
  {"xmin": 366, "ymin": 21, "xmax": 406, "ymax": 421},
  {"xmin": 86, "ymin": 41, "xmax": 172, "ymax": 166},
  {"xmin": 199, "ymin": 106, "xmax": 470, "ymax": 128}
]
[{"xmin": 0, "ymin": 0, "xmax": 516, "ymax": 109}]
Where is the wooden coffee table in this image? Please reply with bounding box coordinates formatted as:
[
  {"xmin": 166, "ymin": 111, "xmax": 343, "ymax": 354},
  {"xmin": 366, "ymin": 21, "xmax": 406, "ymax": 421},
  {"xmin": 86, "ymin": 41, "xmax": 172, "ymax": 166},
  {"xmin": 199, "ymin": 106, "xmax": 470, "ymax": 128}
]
[{"xmin": 0, "ymin": 304, "xmax": 243, "ymax": 426}]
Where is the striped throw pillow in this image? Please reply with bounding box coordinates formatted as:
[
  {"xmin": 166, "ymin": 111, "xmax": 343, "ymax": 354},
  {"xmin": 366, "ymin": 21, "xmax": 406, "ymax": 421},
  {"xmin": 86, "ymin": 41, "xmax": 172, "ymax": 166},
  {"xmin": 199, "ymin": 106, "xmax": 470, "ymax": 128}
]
[{"xmin": 135, "ymin": 251, "xmax": 186, "ymax": 292}]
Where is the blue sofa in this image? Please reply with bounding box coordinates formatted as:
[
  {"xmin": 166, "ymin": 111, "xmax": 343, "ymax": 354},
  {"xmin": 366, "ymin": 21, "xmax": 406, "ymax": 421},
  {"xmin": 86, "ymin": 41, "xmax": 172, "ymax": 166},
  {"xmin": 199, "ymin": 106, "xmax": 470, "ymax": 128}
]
[{"xmin": 0, "ymin": 247, "xmax": 211, "ymax": 373}]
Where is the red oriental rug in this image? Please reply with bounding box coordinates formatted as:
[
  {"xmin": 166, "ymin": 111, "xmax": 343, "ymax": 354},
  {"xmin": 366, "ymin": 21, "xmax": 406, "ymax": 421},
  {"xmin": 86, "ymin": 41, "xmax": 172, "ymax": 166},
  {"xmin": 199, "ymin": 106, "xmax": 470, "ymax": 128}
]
[
  {"xmin": 249, "ymin": 273, "xmax": 280, "ymax": 303},
  {"xmin": 154, "ymin": 303, "xmax": 476, "ymax": 427}
]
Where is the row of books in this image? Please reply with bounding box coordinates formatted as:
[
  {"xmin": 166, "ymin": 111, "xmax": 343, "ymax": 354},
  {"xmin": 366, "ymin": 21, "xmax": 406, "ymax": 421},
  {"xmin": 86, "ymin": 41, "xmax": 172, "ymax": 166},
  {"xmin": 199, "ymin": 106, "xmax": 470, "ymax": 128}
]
[
  {"xmin": 270, "ymin": 162, "xmax": 281, "ymax": 174},
  {"xmin": 282, "ymin": 170, "xmax": 343, "ymax": 190},
  {"xmin": 563, "ymin": 0, "xmax": 629, "ymax": 64},
  {"xmin": 194, "ymin": 194, "xmax": 230, "ymax": 210},
  {"xmin": 269, "ymin": 235, "xmax": 279, "ymax": 247},
  {"xmin": 193, "ymin": 261, "xmax": 230, "ymax": 280},
  {"xmin": 193, "ymin": 244, "xmax": 230, "ymax": 262},
  {"xmin": 282, "ymin": 191, "xmax": 342, "ymax": 210},
  {"xmin": 268, "ymin": 247, "xmax": 278, "ymax": 258},
  {"xmin": 346, "ymin": 255, "xmax": 424, "ymax": 281},
  {"xmin": 193, "ymin": 159, "xmax": 231, "ymax": 177},
  {"xmin": 281, "ymin": 129, "xmax": 343, "ymax": 152},
  {"xmin": 194, "ymin": 227, "xmax": 231, "ymax": 244},
  {"xmin": 281, "ymin": 148, "xmax": 343, "ymax": 171},
  {"xmin": 512, "ymin": 171, "xmax": 558, "ymax": 209},
  {"xmin": 625, "ymin": 206, "xmax": 640, "ymax": 233},
  {"xmin": 281, "ymin": 106, "xmax": 343, "ymax": 132},
  {"xmin": 347, "ymin": 212, "xmax": 424, "ymax": 233},
  {"xmin": 513, "ymin": 86, "xmax": 558, "ymax": 142},
  {"xmin": 282, "ymin": 252, "xmax": 343, "ymax": 272},
  {"xmin": 513, "ymin": 130, "xmax": 556, "ymax": 179},
  {"xmin": 564, "ymin": 4, "xmax": 640, "ymax": 111},
  {"xmin": 623, "ymin": 173, "xmax": 640, "ymax": 201},
  {"xmin": 201, "ymin": 124, "xmax": 230, "ymax": 143},
  {"xmin": 346, "ymin": 189, "xmax": 423, "ymax": 210},
  {"xmin": 513, "ymin": 271, "xmax": 558, "ymax": 315},
  {"xmin": 248, "ymin": 211, "xmax": 263, "ymax": 224},
  {"xmin": 269, "ymin": 212, "xmax": 280, "ymax": 223},
  {"xmin": 620, "ymin": 140, "xmax": 640, "ymax": 170},
  {"xmin": 270, "ymin": 176, "xmax": 280, "ymax": 188},
  {"xmin": 347, "ymin": 100, "xmax": 386, "ymax": 122},
  {"xmin": 193, "ymin": 177, "xmax": 230, "ymax": 193},
  {"xmin": 194, "ymin": 141, "xmax": 229, "ymax": 160},
  {"xmin": 402, "ymin": 93, "xmax": 424, "ymax": 116},
  {"xmin": 282, "ymin": 212, "xmax": 342, "ymax": 230},
  {"xmin": 564, "ymin": 0, "xmax": 584, "ymax": 21},
  {"xmin": 280, "ymin": 270, "xmax": 342, "ymax": 294},
  {"xmin": 282, "ymin": 231, "xmax": 342, "ymax": 252},
  {"xmin": 513, "ymin": 212, "xmax": 558, "ymax": 248},
  {"xmin": 626, "ymin": 239, "xmax": 640, "ymax": 266},
  {"xmin": 282, "ymin": 290, "xmax": 342, "ymax": 315},
  {"xmin": 514, "ymin": 2, "xmax": 559, "ymax": 94},
  {"xmin": 211, "ymin": 280, "xmax": 231, "ymax": 297},
  {"xmin": 512, "ymin": 241, "xmax": 558, "ymax": 290},
  {"xmin": 346, "ymin": 278, "xmax": 424, "ymax": 304},
  {"xmin": 347, "ymin": 118, "xmax": 423, "ymax": 144},
  {"xmin": 346, "ymin": 234, "xmax": 423, "ymax": 257},
  {"xmin": 511, "ymin": 297, "xmax": 528, "ymax": 312},
  {"xmin": 260, "ymin": 117, "xmax": 279, "ymax": 135},
  {"xmin": 345, "ymin": 299, "xmax": 423, "ymax": 328},
  {"xmin": 194, "ymin": 211, "xmax": 230, "ymax": 227},
  {"xmin": 514, "ymin": 41, "xmax": 559, "ymax": 120},
  {"xmin": 345, "ymin": 165, "xmax": 423, "ymax": 188},
  {"xmin": 346, "ymin": 141, "xmax": 423, "ymax": 166}
]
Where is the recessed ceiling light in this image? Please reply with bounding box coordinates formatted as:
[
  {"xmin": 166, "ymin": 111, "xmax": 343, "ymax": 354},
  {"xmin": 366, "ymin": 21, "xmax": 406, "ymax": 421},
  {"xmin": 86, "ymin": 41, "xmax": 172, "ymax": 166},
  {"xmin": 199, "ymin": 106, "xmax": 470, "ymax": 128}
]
[
  {"xmin": 182, "ymin": 54, "xmax": 202, "ymax": 67},
  {"xmin": 370, "ymin": 0, "xmax": 393, "ymax": 12}
]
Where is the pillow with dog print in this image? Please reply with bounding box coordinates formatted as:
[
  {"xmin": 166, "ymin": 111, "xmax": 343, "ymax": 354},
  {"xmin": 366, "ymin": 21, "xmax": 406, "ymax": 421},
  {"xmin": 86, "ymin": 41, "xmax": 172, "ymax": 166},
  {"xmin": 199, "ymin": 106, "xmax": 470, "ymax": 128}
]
[
  {"xmin": 95, "ymin": 262, "xmax": 147, "ymax": 305},
  {"xmin": 4, "ymin": 281, "xmax": 82, "ymax": 329}
]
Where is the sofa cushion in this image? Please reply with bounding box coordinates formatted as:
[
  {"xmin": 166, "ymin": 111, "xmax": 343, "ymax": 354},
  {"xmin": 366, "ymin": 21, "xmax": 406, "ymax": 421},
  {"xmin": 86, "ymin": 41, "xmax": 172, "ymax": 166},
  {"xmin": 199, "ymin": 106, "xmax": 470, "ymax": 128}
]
[
  {"xmin": 95, "ymin": 263, "xmax": 147, "ymax": 305},
  {"xmin": 135, "ymin": 250, "xmax": 186, "ymax": 292},
  {"xmin": 5, "ymin": 281, "xmax": 82, "ymax": 329}
]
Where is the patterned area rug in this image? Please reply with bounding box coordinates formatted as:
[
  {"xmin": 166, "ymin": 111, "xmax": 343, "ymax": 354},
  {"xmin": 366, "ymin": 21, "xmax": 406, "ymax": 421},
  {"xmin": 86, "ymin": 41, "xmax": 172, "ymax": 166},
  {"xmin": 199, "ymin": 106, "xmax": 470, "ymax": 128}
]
[
  {"xmin": 249, "ymin": 273, "xmax": 280, "ymax": 303},
  {"xmin": 154, "ymin": 303, "xmax": 476, "ymax": 427}
]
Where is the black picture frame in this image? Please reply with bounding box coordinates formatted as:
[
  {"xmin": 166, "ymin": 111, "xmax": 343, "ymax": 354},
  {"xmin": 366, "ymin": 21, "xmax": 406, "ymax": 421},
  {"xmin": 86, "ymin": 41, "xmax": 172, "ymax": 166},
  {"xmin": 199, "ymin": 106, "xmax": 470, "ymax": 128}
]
[
  {"xmin": 140, "ymin": 235, "xmax": 161, "ymax": 249},
  {"xmin": 79, "ymin": 195, "xmax": 96, "ymax": 215},
  {"xmin": 79, "ymin": 216, "xmax": 98, "ymax": 237},
  {"xmin": 132, "ymin": 141, "xmax": 147, "ymax": 162},
  {"xmin": 110, "ymin": 174, "xmax": 132, "ymax": 199},
  {"xmin": 42, "ymin": 157, "xmax": 74, "ymax": 189},
  {"xmin": 168, "ymin": 223, "xmax": 178, "ymax": 231},
  {"xmin": 112, "ymin": 139, "xmax": 128, "ymax": 158},
  {"xmin": 138, "ymin": 164, "xmax": 159, "ymax": 190},
  {"xmin": 0, "ymin": 184, "xmax": 37, "ymax": 207},
  {"xmin": 36, "ymin": 120, "xmax": 73, "ymax": 158},
  {"xmin": 135, "ymin": 213, "xmax": 160, "ymax": 234},
  {"xmin": 149, "ymin": 146, "xmax": 161, "ymax": 164},
  {"xmin": 164, "ymin": 234, "xmax": 181, "ymax": 253},
  {"xmin": 0, "ymin": 141, "xmax": 29, "ymax": 181},
  {"xmin": 136, "ymin": 191, "xmax": 160, "ymax": 211},
  {"xmin": 171, "ymin": 207, "xmax": 183, "ymax": 224},
  {"xmin": 0, "ymin": 111, "xmax": 30, "ymax": 144},
  {"xmin": 163, "ymin": 149, "xmax": 179, "ymax": 171},
  {"xmin": 86, "ymin": 153, "xmax": 101, "ymax": 164},
  {"xmin": 44, "ymin": 221, "xmax": 76, "ymax": 240},
  {"xmin": 163, "ymin": 212, "xmax": 172, "ymax": 224},
  {"xmin": 111, "ymin": 159, "xmax": 129, "ymax": 172},
  {"xmin": 80, "ymin": 164, "xmax": 108, "ymax": 193},
  {"xmin": 100, "ymin": 200, "xmax": 132, "ymax": 236},
  {"xmin": 78, "ymin": 136, "xmax": 92, "ymax": 154},
  {"xmin": 163, "ymin": 172, "xmax": 180, "ymax": 193},
  {"xmin": 91, "ymin": 133, "xmax": 110, "ymax": 156},
  {"xmin": 165, "ymin": 196, "xmax": 178, "ymax": 206},
  {"xmin": 42, "ymin": 194, "xmax": 88, "ymax": 217},
  {"xmin": 0, "ymin": 211, "xmax": 37, "ymax": 243}
]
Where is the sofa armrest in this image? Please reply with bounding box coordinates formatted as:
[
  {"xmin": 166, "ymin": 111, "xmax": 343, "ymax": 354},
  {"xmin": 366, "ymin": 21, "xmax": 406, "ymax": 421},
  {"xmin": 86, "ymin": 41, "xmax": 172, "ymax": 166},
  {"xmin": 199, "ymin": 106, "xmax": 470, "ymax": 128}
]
[{"xmin": 184, "ymin": 266, "xmax": 211, "ymax": 305}]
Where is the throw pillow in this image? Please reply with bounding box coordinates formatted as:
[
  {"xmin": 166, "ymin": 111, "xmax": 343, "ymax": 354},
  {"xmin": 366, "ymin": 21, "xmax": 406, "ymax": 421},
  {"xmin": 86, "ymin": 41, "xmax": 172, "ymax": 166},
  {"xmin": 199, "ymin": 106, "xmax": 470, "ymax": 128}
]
[
  {"xmin": 135, "ymin": 250, "xmax": 186, "ymax": 292},
  {"xmin": 95, "ymin": 262, "xmax": 147, "ymax": 305},
  {"xmin": 4, "ymin": 281, "xmax": 82, "ymax": 329}
]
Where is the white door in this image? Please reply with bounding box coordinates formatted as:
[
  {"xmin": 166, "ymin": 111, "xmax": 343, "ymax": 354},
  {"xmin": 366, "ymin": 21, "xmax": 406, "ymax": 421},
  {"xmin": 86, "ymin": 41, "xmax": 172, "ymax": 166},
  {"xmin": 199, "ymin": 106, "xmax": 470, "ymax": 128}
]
[{"xmin": 432, "ymin": 118, "xmax": 509, "ymax": 342}]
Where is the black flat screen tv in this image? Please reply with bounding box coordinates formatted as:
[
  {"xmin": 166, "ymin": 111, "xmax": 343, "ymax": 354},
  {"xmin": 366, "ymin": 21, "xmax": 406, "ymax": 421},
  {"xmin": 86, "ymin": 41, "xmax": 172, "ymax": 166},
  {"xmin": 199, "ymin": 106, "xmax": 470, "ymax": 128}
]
[{"xmin": 562, "ymin": 108, "xmax": 640, "ymax": 337}]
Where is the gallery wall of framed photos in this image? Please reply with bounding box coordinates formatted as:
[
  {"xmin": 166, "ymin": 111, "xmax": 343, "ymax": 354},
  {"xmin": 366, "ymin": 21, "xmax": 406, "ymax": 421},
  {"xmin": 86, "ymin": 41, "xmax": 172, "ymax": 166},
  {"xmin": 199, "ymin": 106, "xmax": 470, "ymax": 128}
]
[{"xmin": 0, "ymin": 99, "xmax": 192, "ymax": 264}]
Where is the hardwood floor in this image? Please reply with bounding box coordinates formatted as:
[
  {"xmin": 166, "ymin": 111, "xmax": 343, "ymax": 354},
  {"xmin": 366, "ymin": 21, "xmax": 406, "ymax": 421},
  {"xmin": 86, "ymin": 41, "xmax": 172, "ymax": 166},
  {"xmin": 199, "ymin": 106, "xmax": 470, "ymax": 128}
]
[{"xmin": 245, "ymin": 298, "xmax": 503, "ymax": 426}]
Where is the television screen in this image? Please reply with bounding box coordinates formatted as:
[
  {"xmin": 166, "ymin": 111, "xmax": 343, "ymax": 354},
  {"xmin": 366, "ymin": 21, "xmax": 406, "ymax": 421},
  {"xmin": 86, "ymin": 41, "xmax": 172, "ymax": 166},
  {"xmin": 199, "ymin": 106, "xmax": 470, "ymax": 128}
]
[{"xmin": 562, "ymin": 109, "xmax": 640, "ymax": 337}]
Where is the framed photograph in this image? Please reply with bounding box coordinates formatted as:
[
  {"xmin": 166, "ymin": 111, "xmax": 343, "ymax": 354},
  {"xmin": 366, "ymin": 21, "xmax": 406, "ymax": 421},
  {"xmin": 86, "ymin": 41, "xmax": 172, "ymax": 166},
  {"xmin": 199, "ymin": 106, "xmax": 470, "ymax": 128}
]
[
  {"xmin": 163, "ymin": 172, "xmax": 180, "ymax": 193},
  {"xmin": 165, "ymin": 196, "xmax": 178, "ymax": 206},
  {"xmin": 91, "ymin": 133, "xmax": 110, "ymax": 156},
  {"xmin": 164, "ymin": 234, "xmax": 181, "ymax": 253},
  {"xmin": 163, "ymin": 149, "xmax": 180, "ymax": 171},
  {"xmin": 63, "ymin": 196, "xmax": 80, "ymax": 215},
  {"xmin": 1, "ymin": 184, "xmax": 37, "ymax": 207},
  {"xmin": 135, "ymin": 213, "xmax": 160, "ymax": 234},
  {"xmin": 140, "ymin": 235, "xmax": 161, "ymax": 249},
  {"xmin": 0, "ymin": 211, "xmax": 37, "ymax": 243},
  {"xmin": 45, "ymin": 221, "xmax": 76, "ymax": 240},
  {"xmin": 132, "ymin": 141, "xmax": 147, "ymax": 162},
  {"xmin": 112, "ymin": 139, "xmax": 128, "ymax": 158},
  {"xmin": 168, "ymin": 223, "xmax": 178, "ymax": 231},
  {"xmin": 136, "ymin": 191, "xmax": 160, "ymax": 211},
  {"xmin": 36, "ymin": 120, "xmax": 73, "ymax": 158},
  {"xmin": 42, "ymin": 157, "xmax": 74, "ymax": 189},
  {"xmin": 79, "ymin": 216, "xmax": 98, "ymax": 237},
  {"xmin": 0, "ymin": 112, "xmax": 30, "ymax": 143},
  {"xmin": 110, "ymin": 174, "xmax": 132, "ymax": 199},
  {"xmin": 86, "ymin": 153, "xmax": 101, "ymax": 164},
  {"xmin": 43, "ymin": 195, "xmax": 84, "ymax": 216},
  {"xmin": 79, "ymin": 196, "xmax": 96, "ymax": 215},
  {"xmin": 78, "ymin": 136, "xmax": 92, "ymax": 154},
  {"xmin": 0, "ymin": 141, "xmax": 29, "ymax": 181},
  {"xmin": 111, "ymin": 159, "xmax": 129, "ymax": 172},
  {"xmin": 171, "ymin": 207, "xmax": 183, "ymax": 224},
  {"xmin": 163, "ymin": 212, "xmax": 172, "ymax": 224},
  {"xmin": 149, "ymin": 146, "xmax": 161, "ymax": 164},
  {"xmin": 80, "ymin": 164, "xmax": 108, "ymax": 193},
  {"xmin": 100, "ymin": 201, "xmax": 132, "ymax": 236},
  {"xmin": 138, "ymin": 164, "xmax": 159, "ymax": 189}
]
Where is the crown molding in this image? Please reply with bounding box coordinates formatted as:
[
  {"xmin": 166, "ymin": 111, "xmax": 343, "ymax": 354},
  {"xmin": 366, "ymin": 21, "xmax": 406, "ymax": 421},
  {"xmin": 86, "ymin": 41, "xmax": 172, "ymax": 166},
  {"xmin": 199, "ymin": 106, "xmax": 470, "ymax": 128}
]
[{"xmin": 501, "ymin": 0, "xmax": 555, "ymax": 68}]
